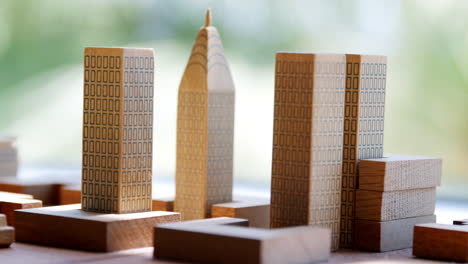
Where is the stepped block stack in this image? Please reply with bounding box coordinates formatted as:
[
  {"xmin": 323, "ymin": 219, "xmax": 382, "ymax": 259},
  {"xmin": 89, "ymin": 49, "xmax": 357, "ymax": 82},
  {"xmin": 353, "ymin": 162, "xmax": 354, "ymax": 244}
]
[
  {"xmin": 0, "ymin": 137, "xmax": 18, "ymax": 178},
  {"xmin": 354, "ymin": 155, "xmax": 442, "ymax": 251},
  {"xmin": 0, "ymin": 213, "xmax": 14, "ymax": 248}
]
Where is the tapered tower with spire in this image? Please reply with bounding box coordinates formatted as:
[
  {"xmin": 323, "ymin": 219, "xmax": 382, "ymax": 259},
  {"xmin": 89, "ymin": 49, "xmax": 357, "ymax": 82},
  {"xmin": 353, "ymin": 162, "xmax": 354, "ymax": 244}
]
[{"xmin": 175, "ymin": 9, "xmax": 235, "ymax": 220}]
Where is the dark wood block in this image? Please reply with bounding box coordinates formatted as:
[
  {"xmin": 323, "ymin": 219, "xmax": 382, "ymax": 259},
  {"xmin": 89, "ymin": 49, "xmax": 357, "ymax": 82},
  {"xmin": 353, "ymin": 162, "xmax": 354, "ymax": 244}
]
[
  {"xmin": 453, "ymin": 219, "xmax": 468, "ymax": 225},
  {"xmin": 154, "ymin": 217, "xmax": 331, "ymax": 264},
  {"xmin": 413, "ymin": 223, "xmax": 468, "ymax": 262},
  {"xmin": 15, "ymin": 204, "xmax": 180, "ymax": 252},
  {"xmin": 355, "ymin": 215, "xmax": 436, "ymax": 252}
]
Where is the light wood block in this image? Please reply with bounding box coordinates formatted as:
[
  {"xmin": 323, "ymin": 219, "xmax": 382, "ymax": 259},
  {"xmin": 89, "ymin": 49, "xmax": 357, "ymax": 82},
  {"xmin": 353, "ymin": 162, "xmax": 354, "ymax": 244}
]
[
  {"xmin": 454, "ymin": 219, "xmax": 468, "ymax": 225},
  {"xmin": 270, "ymin": 52, "xmax": 346, "ymax": 250},
  {"xmin": 359, "ymin": 155, "xmax": 442, "ymax": 191},
  {"xmin": 14, "ymin": 204, "xmax": 180, "ymax": 252},
  {"xmin": 0, "ymin": 226, "xmax": 14, "ymax": 248},
  {"xmin": 0, "ymin": 177, "xmax": 64, "ymax": 205},
  {"xmin": 413, "ymin": 223, "xmax": 468, "ymax": 262},
  {"xmin": 355, "ymin": 215, "xmax": 436, "ymax": 252},
  {"xmin": 154, "ymin": 217, "xmax": 331, "ymax": 264},
  {"xmin": 175, "ymin": 9, "xmax": 235, "ymax": 220},
  {"xmin": 211, "ymin": 200, "xmax": 270, "ymax": 228},
  {"xmin": 355, "ymin": 188, "xmax": 436, "ymax": 221},
  {"xmin": 340, "ymin": 54, "xmax": 387, "ymax": 248},
  {"xmin": 0, "ymin": 198, "xmax": 42, "ymax": 226},
  {"xmin": 82, "ymin": 47, "xmax": 154, "ymax": 214}
]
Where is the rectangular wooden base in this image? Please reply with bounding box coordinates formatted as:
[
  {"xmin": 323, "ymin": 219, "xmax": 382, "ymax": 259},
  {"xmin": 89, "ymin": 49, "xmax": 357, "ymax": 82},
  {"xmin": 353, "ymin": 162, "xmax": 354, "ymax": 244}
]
[
  {"xmin": 413, "ymin": 223, "xmax": 468, "ymax": 262},
  {"xmin": 355, "ymin": 215, "xmax": 436, "ymax": 252},
  {"xmin": 155, "ymin": 217, "xmax": 331, "ymax": 264},
  {"xmin": 211, "ymin": 200, "xmax": 270, "ymax": 228},
  {"xmin": 15, "ymin": 204, "xmax": 180, "ymax": 252}
]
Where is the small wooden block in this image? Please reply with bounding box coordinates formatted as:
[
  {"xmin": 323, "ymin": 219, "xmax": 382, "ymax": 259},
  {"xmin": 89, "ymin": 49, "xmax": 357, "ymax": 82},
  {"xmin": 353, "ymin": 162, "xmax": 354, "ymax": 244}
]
[
  {"xmin": 355, "ymin": 214, "xmax": 436, "ymax": 252},
  {"xmin": 453, "ymin": 219, "xmax": 468, "ymax": 225},
  {"xmin": 0, "ymin": 226, "xmax": 14, "ymax": 248},
  {"xmin": 15, "ymin": 204, "xmax": 180, "ymax": 252},
  {"xmin": 152, "ymin": 197, "xmax": 174, "ymax": 211},
  {"xmin": 0, "ymin": 213, "xmax": 6, "ymax": 226},
  {"xmin": 154, "ymin": 217, "xmax": 331, "ymax": 264},
  {"xmin": 58, "ymin": 184, "xmax": 80, "ymax": 205},
  {"xmin": 0, "ymin": 177, "xmax": 66, "ymax": 205},
  {"xmin": 355, "ymin": 188, "xmax": 436, "ymax": 221},
  {"xmin": 413, "ymin": 223, "xmax": 468, "ymax": 262},
  {"xmin": 0, "ymin": 197, "xmax": 42, "ymax": 226},
  {"xmin": 211, "ymin": 200, "xmax": 270, "ymax": 228},
  {"xmin": 359, "ymin": 155, "xmax": 442, "ymax": 191}
]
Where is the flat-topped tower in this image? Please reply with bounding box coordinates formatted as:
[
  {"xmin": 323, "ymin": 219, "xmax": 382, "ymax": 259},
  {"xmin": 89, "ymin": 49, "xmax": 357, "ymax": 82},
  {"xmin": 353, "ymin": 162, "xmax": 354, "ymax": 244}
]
[
  {"xmin": 82, "ymin": 47, "xmax": 154, "ymax": 214},
  {"xmin": 175, "ymin": 9, "xmax": 235, "ymax": 220}
]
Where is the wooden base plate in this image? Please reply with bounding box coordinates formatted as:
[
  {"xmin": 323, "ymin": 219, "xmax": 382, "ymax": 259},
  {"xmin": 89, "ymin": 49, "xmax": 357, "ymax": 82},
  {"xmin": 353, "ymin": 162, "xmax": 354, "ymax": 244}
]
[{"xmin": 14, "ymin": 204, "xmax": 180, "ymax": 252}]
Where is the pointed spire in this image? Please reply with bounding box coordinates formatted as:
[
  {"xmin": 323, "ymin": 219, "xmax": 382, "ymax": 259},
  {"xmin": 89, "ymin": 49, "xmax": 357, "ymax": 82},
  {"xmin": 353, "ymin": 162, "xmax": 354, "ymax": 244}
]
[{"xmin": 205, "ymin": 8, "xmax": 212, "ymax": 27}]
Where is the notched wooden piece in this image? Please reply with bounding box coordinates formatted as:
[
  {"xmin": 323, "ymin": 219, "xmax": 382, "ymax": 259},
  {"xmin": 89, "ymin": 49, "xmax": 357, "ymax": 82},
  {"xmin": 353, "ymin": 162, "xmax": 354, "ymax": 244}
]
[
  {"xmin": 154, "ymin": 217, "xmax": 331, "ymax": 264},
  {"xmin": 211, "ymin": 200, "xmax": 270, "ymax": 228}
]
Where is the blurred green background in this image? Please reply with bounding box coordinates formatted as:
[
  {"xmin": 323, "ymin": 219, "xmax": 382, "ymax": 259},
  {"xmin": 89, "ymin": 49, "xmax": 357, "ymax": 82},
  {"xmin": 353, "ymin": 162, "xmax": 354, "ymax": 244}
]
[{"xmin": 0, "ymin": 0, "xmax": 466, "ymax": 199}]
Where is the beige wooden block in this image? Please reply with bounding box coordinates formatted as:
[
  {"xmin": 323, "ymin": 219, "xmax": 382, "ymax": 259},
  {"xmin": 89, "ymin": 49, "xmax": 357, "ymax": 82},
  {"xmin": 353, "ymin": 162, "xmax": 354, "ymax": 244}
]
[
  {"xmin": 82, "ymin": 47, "xmax": 154, "ymax": 214},
  {"xmin": 359, "ymin": 155, "xmax": 442, "ymax": 191},
  {"xmin": 0, "ymin": 197, "xmax": 42, "ymax": 226},
  {"xmin": 270, "ymin": 51, "xmax": 346, "ymax": 251},
  {"xmin": 355, "ymin": 214, "xmax": 436, "ymax": 252},
  {"xmin": 413, "ymin": 223, "xmax": 468, "ymax": 262},
  {"xmin": 154, "ymin": 217, "xmax": 331, "ymax": 264},
  {"xmin": 339, "ymin": 54, "xmax": 387, "ymax": 248},
  {"xmin": 211, "ymin": 200, "xmax": 270, "ymax": 228},
  {"xmin": 0, "ymin": 213, "xmax": 6, "ymax": 226},
  {"xmin": 356, "ymin": 188, "xmax": 436, "ymax": 221},
  {"xmin": 0, "ymin": 226, "xmax": 14, "ymax": 248},
  {"xmin": 175, "ymin": 9, "xmax": 235, "ymax": 221},
  {"xmin": 0, "ymin": 177, "xmax": 64, "ymax": 205},
  {"xmin": 15, "ymin": 204, "xmax": 180, "ymax": 252}
]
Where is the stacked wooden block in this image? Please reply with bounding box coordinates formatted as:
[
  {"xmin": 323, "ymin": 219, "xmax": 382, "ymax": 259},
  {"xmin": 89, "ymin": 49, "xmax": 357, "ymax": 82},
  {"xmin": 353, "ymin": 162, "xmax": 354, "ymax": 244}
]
[
  {"xmin": 0, "ymin": 213, "xmax": 14, "ymax": 247},
  {"xmin": 0, "ymin": 137, "xmax": 18, "ymax": 177},
  {"xmin": 354, "ymin": 155, "xmax": 442, "ymax": 251}
]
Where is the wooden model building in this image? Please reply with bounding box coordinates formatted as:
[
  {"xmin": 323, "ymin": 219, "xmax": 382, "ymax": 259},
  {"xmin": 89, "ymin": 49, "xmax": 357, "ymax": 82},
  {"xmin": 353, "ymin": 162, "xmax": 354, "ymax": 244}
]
[
  {"xmin": 270, "ymin": 52, "xmax": 346, "ymax": 250},
  {"xmin": 175, "ymin": 9, "xmax": 235, "ymax": 220},
  {"xmin": 339, "ymin": 54, "xmax": 386, "ymax": 247},
  {"xmin": 0, "ymin": 213, "xmax": 14, "ymax": 248},
  {"xmin": 82, "ymin": 47, "xmax": 154, "ymax": 213},
  {"xmin": 0, "ymin": 137, "xmax": 18, "ymax": 178}
]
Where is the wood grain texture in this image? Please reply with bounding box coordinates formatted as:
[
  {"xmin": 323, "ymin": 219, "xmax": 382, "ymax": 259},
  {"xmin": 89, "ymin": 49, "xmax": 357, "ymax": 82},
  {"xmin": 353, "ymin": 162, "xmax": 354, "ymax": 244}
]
[
  {"xmin": 58, "ymin": 184, "xmax": 81, "ymax": 205},
  {"xmin": 355, "ymin": 188, "xmax": 436, "ymax": 221},
  {"xmin": 14, "ymin": 204, "xmax": 180, "ymax": 252},
  {"xmin": 211, "ymin": 200, "xmax": 270, "ymax": 228},
  {"xmin": 340, "ymin": 54, "xmax": 386, "ymax": 248},
  {"xmin": 0, "ymin": 177, "xmax": 64, "ymax": 205},
  {"xmin": 154, "ymin": 217, "xmax": 331, "ymax": 264},
  {"xmin": 354, "ymin": 214, "xmax": 436, "ymax": 252},
  {"xmin": 270, "ymin": 52, "xmax": 346, "ymax": 250},
  {"xmin": 0, "ymin": 213, "xmax": 6, "ymax": 226},
  {"xmin": 82, "ymin": 47, "xmax": 154, "ymax": 214},
  {"xmin": 175, "ymin": 9, "xmax": 235, "ymax": 220},
  {"xmin": 413, "ymin": 223, "xmax": 468, "ymax": 262},
  {"xmin": 152, "ymin": 197, "xmax": 173, "ymax": 211},
  {"xmin": 359, "ymin": 155, "xmax": 442, "ymax": 191}
]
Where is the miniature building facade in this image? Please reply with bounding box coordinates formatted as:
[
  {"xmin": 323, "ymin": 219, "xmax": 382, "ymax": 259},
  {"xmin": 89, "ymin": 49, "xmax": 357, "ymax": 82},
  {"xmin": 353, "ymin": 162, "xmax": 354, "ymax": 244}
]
[
  {"xmin": 270, "ymin": 52, "xmax": 346, "ymax": 250},
  {"xmin": 340, "ymin": 54, "xmax": 387, "ymax": 247},
  {"xmin": 175, "ymin": 11, "xmax": 235, "ymax": 220},
  {"xmin": 82, "ymin": 47, "xmax": 154, "ymax": 214}
]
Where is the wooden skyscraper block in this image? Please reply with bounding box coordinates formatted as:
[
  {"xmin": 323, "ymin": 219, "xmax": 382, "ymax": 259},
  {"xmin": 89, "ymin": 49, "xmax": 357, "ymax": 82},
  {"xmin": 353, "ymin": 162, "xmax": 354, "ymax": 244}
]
[
  {"xmin": 82, "ymin": 47, "xmax": 154, "ymax": 214},
  {"xmin": 270, "ymin": 52, "xmax": 346, "ymax": 250},
  {"xmin": 340, "ymin": 54, "xmax": 387, "ymax": 247},
  {"xmin": 175, "ymin": 9, "xmax": 235, "ymax": 220}
]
